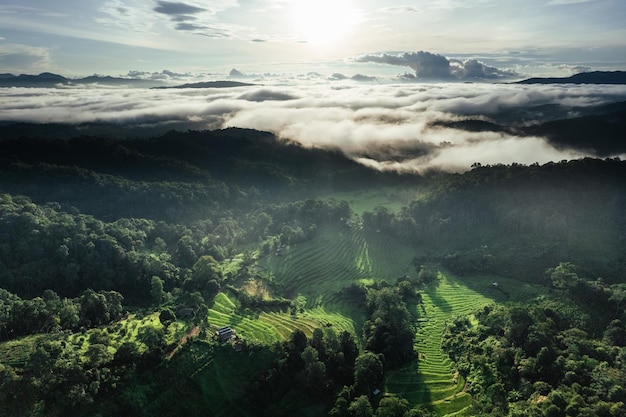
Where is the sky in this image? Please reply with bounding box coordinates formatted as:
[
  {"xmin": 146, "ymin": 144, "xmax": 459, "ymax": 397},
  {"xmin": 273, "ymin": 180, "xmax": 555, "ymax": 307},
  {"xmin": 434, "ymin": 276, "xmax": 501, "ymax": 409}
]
[{"xmin": 1, "ymin": 0, "xmax": 625, "ymax": 78}]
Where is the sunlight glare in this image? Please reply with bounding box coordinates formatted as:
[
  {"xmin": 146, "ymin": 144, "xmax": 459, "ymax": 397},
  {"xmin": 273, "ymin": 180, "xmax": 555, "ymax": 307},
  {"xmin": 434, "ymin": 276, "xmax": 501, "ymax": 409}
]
[{"xmin": 291, "ymin": 0, "xmax": 357, "ymax": 45}]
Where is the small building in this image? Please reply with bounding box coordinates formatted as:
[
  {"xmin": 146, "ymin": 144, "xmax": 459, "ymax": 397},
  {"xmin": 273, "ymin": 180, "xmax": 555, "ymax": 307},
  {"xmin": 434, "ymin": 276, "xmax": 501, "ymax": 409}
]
[
  {"xmin": 216, "ymin": 326, "xmax": 235, "ymax": 342},
  {"xmin": 177, "ymin": 308, "xmax": 195, "ymax": 319}
]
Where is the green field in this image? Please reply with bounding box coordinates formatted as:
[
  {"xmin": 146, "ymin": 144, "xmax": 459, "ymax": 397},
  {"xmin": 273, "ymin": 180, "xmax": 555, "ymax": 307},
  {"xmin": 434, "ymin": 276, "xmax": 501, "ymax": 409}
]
[
  {"xmin": 258, "ymin": 224, "xmax": 415, "ymax": 303},
  {"xmin": 387, "ymin": 273, "xmax": 548, "ymax": 415}
]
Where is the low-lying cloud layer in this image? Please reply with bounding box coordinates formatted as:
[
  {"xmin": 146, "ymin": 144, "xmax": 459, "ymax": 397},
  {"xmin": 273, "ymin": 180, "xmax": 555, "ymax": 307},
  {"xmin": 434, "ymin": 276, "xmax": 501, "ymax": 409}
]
[
  {"xmin": 356, "ymin": 51, "xmax": 521, "ymax": 81},
  {"xmin": 2, "ymin": 81, "xmax": 625, "ymax": 173}
]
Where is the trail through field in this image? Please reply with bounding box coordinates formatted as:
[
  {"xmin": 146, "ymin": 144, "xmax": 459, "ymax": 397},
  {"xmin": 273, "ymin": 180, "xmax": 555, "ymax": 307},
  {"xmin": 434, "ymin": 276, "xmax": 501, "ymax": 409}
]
[
  {"xmin": 166, "ymin": 325, "xmax": 200, "ymax": 359},
  {"xmin": 386, "ymin": 273, "xmax": 497, "ymax": 416}
]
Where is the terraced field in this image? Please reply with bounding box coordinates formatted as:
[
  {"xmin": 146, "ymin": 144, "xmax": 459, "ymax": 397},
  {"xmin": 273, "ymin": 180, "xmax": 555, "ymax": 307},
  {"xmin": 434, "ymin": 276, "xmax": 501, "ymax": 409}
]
[
  {"xmin": 258, "ymin": 225, "xmax": 415, "ymax": 304},
  {"xmin": 227, "ymin": 223, "xmax": 549, "ymax": 415},
  {"xmin": 207, "ymin": 292, "xmax": 358, "ymax": 343},
  {"xmin": 387, "ymin": 273, "xmax": 547, "ymax": 416}
]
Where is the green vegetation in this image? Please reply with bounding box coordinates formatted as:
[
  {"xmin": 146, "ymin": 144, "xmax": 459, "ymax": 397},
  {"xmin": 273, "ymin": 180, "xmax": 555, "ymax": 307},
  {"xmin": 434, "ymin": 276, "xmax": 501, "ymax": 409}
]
[{"xmin": 0, "ymin": 127, "xmax": 625, "ymax": 416}]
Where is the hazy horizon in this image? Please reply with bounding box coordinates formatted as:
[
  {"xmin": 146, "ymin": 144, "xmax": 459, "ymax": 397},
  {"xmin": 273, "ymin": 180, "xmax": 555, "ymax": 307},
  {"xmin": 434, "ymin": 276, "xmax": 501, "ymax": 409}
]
[{"xmin": 1, "ymin": 0, "xmax": 625, "ymax": 78}]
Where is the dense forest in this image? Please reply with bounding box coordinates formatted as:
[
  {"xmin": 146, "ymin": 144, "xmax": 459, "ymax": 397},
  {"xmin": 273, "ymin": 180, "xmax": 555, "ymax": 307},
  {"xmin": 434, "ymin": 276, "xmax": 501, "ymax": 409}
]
[{"xmin": 0, "ymin": 126, "xmax": 625, "ymax": 416}]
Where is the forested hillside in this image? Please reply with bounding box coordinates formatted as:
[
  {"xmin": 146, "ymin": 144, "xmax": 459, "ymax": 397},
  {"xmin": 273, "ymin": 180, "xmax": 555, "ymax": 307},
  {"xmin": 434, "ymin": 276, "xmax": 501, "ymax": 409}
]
[{"xmin": 0, "ymin": 127, "xmax": 625, "ymax": 416}]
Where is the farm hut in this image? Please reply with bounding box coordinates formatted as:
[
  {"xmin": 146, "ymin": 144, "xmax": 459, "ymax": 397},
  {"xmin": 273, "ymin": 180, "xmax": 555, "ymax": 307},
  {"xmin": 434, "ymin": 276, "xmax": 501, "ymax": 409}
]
[
  {"xmin": 216, "ymin": 326, "xmax": 235, "ymax": 341},
  {"xmin": 177, "ymin": 308, "xmax": 195, "ymax": 319}
]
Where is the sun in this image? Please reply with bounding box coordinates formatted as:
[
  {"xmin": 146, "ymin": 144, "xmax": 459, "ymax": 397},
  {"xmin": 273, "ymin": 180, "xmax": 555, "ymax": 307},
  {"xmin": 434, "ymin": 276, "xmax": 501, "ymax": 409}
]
[{"xmin": 291, "ymin": 0, "xmax": 357, "ymax": 45}]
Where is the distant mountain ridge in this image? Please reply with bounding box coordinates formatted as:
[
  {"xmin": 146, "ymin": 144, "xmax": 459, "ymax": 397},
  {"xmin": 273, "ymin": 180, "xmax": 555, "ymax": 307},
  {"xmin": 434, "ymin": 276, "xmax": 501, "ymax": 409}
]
[
  {"xmin": 0, "ymin": 72, "xmax": 258, "ymax": 89},
  {"xmin": 516, "ymin": 71, "xmax": 626, "ymax": 85},
  {"xmin": 152, "ymin": 80, "xmax": 257, "ymax": 89},
  {"xmin": 0, "ymin": 72, "xmax": 165, "ymax": 87}
]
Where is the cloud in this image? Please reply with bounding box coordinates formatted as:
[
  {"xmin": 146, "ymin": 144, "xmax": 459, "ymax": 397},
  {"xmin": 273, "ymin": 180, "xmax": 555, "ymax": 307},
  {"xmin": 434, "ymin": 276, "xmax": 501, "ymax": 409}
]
[
  {"xmin": 96, "ymin": 0, "xmax": 154, "ymax": 32},
  {"xmin": 380, "ymin": 6, "xmax": 421, "ymax": 13},
  {"xmin": 154, "ymin": 1, "xmax": 206, "ymax": 16},
  {"xmin": 547, "ymin": 0, "xmax": 595, "ymax": 4},
  {"xmin": 126, "ymin": 69, "xmax": 196, "ymax": 82},
  {"xmin": 357, "ymin": 51, "xmax": 521, "ymax": 81},
  {"xmin": 150, "ymin": 0, "xmax": 254, "ymax": 39},
  {"xmin": 0, "ymin": 42, "xmax": 52, "ymax": 73},
  {"xmin": 1, "ymin": 81, "xmax": 625, "ymax": 173}
]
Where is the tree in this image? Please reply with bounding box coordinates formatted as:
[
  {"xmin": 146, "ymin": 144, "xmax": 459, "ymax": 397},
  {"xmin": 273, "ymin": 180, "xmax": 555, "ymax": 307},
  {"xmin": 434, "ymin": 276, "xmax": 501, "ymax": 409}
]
[
  {"xmin": 330, "ymin": 385, "xmax": 353, "ymax": 417},
  {"xmin": 604, "ymin": 319, "xmax": 626, "ymax": 347},
  {"xmin": 353, "ymin": 353, "xmax": 384, "ymax": 397},
  {"xmin": 348, "ymin": 395, "xmax": 374, "ymax": 417},
  {"xmin": 549, "ymin": 262, "xmax": 580, "ymax": 289},
  {"xmin": 79, "ymin": 289, "xmax": 110, "ymax": 326},
  {"xmin": 404, "ymin": 406, "xmax": 434, "ymax": 417},
  {"xmin": 311, "ymin": 328, "xmax": 326, "ymax": 360},
  {"xmin": 364, "ymin": 287, "xmax": 416, "ymax": 367},
  {"xmin": 159, "ymin": 308, "xmax": 176, "ymax": 327},
  {"xmin": 86, "ymin": 343, "xmax": 111, "ymax": 368},
  {"xmin": 285, "ymin": 329, "xmax": 308, "ymax": 372},
  {"xmin": 113, "ymin": 342, "xmax": 140, "ymax": 365},
  {"xmin": 301, "ymin": 345, "xmax": 328, "ymax": 393},
  {"xmin": 138, "ymin": 326, "xmax": 165, "ymax": 352},
  {"xmin": 58, "ymin": 298, "xmax": 80, "ymax": 330},
  {"xmin": 417, "ymin": 265, "xmax": 437, "ymax": 285},
  {"xmin": 88, "ymin": 328, "xmax": 111, "ymax": 346},
  {"xmin": 375, "ymin": 396, "xmax": 409, "ymax": 417},
  {"xmin": 186, "ymin": 255, "xmax": 223, "ymax": 294},
  {"xmin": 150, "ymin": 276, "xmax": 164, "ymax": 304}
]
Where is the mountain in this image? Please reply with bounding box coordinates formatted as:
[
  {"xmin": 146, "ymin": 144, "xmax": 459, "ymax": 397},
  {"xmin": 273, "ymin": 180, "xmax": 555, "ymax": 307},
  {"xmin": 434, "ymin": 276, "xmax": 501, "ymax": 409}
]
[
  {"xmin": 430, "ymin": 101, "xmax": 626, "ymax": 156},
  {"xmin": 516, "ymin": 70, "xmax": 626, "ymax": 85},
  {"xmin": 76, "ymin": 75, "xmax": 163, "ymax": 87},
  {"xmin": 0, "ymin": 72, "xmax": 165, "ymax": 87},
  {"xmin": 152, "ymin": 80, "xmax": 257, "ymax": 89},
  {"xmin": 0, "ymin": 72, "xmax": 70, "ymax": 87},
  {"xmin": 0, "ymin": 73, "xmax": 256, "ymax": 88}
]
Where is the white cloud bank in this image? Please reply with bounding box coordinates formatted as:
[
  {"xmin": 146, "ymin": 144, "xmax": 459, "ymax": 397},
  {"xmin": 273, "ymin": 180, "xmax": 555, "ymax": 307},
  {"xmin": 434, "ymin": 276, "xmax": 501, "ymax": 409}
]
[{"xmin": 1, "ymin": 81, "xmax": 625, "ymax": 173}]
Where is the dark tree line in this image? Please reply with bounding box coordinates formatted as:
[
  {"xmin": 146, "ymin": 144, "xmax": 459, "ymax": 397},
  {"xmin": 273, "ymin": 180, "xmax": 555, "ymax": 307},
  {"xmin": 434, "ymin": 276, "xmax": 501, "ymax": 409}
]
[
  {"xmin": 0, "ymin": 288, "xmax": 124, "ymax": 341},
  {"xmin": 362, "ymin": 158, "xmax": 626, "ymax": 284}
]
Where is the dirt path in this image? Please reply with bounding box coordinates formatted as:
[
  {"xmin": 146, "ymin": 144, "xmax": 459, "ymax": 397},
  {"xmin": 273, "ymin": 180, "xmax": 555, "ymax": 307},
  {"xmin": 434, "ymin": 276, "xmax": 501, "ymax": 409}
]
[{"xmin": 166, "ymin": 325, "xmax": 200, "ymax": 359}]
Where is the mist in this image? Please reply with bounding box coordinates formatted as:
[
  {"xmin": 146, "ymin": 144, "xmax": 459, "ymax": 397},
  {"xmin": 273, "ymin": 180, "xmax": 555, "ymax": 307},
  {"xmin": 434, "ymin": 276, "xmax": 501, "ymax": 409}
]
[{"xmin": 1, "ymin": 81, "xmax": 625, "ymax": 173}]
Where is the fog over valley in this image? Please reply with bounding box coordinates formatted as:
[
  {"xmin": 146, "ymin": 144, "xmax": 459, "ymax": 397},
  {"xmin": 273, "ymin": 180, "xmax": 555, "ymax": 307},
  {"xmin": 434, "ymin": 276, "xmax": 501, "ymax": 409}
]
[{"xmin": 2, "ymin": 80, "xmax": 625, "ymax": 173}]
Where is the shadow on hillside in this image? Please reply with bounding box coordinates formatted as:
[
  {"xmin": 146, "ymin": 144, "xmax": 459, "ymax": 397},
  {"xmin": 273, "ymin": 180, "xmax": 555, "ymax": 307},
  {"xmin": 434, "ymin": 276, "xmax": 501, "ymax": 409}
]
[
  {"xmin": 386, "ymin": 359, "xmax": 434, "ymax": 411},
  {"xmin": 424, "ymin": 285, "xmax": 453, "ymax": 314}
]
